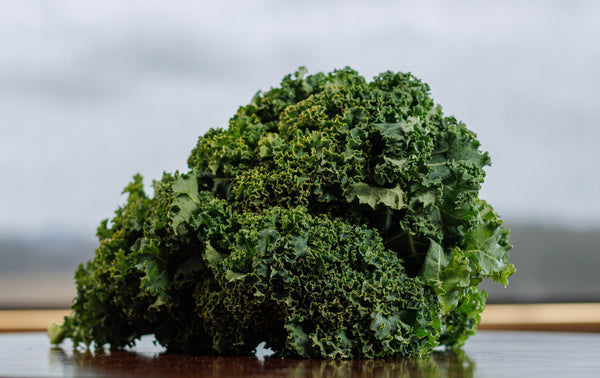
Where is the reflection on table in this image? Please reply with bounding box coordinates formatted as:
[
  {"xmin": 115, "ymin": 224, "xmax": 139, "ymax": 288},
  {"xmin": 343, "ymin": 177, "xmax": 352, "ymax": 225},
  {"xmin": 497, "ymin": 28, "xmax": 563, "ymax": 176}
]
[
  {"xmin": 1, "ymin": 331, "xmax": 599, "ymax": 377},
  {"xmin": 48, "ymin": 345, "xmax": 474, "ymax": 378}
]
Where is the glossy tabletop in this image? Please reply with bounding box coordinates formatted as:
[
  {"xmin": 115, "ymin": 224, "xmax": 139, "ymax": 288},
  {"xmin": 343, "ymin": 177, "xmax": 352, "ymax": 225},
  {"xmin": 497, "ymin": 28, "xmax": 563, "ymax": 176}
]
[{"xmin": 1, "ymin": 331, "xmax": 599, "ymax": 377}]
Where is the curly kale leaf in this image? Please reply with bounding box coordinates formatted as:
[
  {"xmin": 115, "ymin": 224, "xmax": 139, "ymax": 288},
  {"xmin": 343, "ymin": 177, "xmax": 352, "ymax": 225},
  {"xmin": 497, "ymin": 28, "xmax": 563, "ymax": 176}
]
[{"xmin": 50, "ymin": 67, "xmax": 513, "ymax": 359}]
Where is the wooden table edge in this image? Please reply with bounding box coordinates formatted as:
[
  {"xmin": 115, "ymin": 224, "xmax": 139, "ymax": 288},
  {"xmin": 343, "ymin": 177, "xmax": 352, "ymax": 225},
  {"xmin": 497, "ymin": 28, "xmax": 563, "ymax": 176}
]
[{"xmin": 1, "ymin": 304, "xmax": 600, "ymax": 333}]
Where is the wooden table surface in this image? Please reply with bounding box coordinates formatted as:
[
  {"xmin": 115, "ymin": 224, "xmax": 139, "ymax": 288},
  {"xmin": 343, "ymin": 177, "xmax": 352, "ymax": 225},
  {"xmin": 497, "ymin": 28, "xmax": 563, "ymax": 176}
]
[{"xmin": 1, "ymin": 331, "xmax": 599, "ymax": 377}]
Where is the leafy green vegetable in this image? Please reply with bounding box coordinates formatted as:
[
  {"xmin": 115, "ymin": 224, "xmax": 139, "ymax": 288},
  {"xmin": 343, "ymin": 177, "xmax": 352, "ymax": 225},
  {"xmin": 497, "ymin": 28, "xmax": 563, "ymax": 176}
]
[{"xmin": 49, "ymin": 67, "xmax": 513, "ymax": 358}]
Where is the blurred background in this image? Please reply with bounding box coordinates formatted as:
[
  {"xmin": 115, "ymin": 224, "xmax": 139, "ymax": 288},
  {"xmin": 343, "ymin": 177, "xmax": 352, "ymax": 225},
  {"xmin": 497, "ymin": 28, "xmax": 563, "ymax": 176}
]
[{"xmin": 1, "ymin": 0, "xmax": 599, "ymax": 308}]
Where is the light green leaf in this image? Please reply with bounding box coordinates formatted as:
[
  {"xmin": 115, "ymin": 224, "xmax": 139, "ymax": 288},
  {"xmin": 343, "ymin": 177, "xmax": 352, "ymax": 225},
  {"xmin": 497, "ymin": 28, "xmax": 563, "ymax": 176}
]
[
  {"xmin": 418, "ymin": 240, "xmax": 449, "ymax": 285},
  {"xmin": 383, "ymin": 156, "xmax": 409, "ymax": 170},
  {"xmin": 171, "ymin": 171, "xmax": 202, "ymax": 235},
  {"xmin": 436, "ymin": 251, "xmax": 472, "ymax": 313},
  {"xmin": 288, "ymin": 233, "xmax": 309, "ymax": 258},
  {"xmin": 345, "ymin": 182, "xmax": 405, "ymax": 210},
  {"xmin": 284, "ymin": 322, "xmax": 311, "ymax": 358},
  {"xmin": 419, "ymin": 241, "xmax": 472, "ymax": 313},
  {"xmin": 463, "ymin": 201, "xmax": 514, "ymax": 285},
  {"xmin": 204, "ymin": 243, "xmax": 225, "ymax": 266},
  {"xmin": 225, "ymin": 269, "xmax": 247, "ymax": 282},
  {"xmin": 48, "ymin": 321, "xmax": 66, "ymax": 345},
  {"xmin": 135, "ymin": 256, "xmax": 168, "ymax": 295},
  {"xmin": 373, "ymin": 117, "xmax": 421, "ymax": 139},
  {"xmin": 370, "ymin": 313, "xmax": 392, "ymax": 340}
]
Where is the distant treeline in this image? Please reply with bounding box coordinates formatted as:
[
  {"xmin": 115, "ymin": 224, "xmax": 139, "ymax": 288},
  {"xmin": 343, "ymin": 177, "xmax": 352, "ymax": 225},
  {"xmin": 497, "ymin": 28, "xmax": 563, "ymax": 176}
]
[
  {"xmin": 482, "ymin": 222, "xmax": 600, "ymax": 303},
  {"xmin": 1, "ymin": 223, "xmax": 599, "ymax": 304},
  {"xmin": 0, "ymin": 234, "xmax": 95, "ymax": 274}
]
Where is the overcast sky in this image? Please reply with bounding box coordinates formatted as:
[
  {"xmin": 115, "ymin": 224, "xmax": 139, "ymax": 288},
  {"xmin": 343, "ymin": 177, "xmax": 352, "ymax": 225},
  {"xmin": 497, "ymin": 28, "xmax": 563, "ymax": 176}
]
[{"xmin": 2, "ymin": 0, "xmax": 600, "ymax": 237}]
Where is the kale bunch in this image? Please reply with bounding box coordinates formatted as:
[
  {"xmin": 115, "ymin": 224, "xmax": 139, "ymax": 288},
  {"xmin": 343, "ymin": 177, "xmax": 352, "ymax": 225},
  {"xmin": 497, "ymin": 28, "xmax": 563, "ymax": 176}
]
[{"xmin": 49, "ymin": 67, "xmax": 514, "ymax": 359}]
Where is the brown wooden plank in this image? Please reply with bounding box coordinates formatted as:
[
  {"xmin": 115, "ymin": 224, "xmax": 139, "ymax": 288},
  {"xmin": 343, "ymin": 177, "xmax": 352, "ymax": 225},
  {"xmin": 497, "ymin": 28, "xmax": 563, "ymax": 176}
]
[
  {"xmin": 0, "ymin": 309, "xmax": 70, "ymax": 333},
  {"xmin": 478, "ymin": 303, "xmax": 600, "ymax": 332},
  {"xmin": 1, "ymin": 304, "xmax": 600, "ymax": 333}
]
